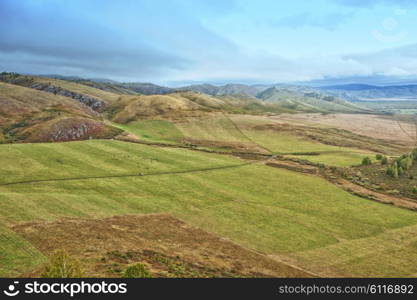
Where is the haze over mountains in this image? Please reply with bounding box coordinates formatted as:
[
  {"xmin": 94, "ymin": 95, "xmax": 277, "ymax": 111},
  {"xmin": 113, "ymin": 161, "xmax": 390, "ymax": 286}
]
[{"xmin": 38, "ymin": 73, "xmax": 417, "ymax": 103}]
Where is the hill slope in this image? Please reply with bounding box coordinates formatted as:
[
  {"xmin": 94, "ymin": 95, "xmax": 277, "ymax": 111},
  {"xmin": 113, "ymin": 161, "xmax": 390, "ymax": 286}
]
[
  {"xmin": 1, "ymin": 140, "xmax": 417, "ymax": 277},
  {"xmin": 0, "ymin": 82, "xmax": 120, "ymax": 143},
  {"xmin": 321, "ymin": 84, "xmax": 417, "ymax": 101}
]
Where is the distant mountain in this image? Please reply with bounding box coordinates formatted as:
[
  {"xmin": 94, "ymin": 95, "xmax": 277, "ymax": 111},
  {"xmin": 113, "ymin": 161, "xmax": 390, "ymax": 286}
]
[
  {"xmin": 177, "ymin": 83, "xmax": 262, "ymax": 97},
  {"xmin": 120, "ymin": 82, "xmax": 172, "ymax": 95},
  {"xmin": 256, "ymin": 86, "xmax": 369, "ymax": 113},
  {"xmin": 320, "ymin": 84, "xmax": 417, "ymax": 101}
]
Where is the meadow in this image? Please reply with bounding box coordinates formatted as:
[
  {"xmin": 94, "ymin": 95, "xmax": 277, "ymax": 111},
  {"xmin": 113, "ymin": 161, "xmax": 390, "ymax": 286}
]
[
  {"xmin": 1, "ymin": 140, "xmax": 417, "ymax": 277},
  {"xmin": 111, "ymin": 120, "xmax": 184, "ymax": 144}
]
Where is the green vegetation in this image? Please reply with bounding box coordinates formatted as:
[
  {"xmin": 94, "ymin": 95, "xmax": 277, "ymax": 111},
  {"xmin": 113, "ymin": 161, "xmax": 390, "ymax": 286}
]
[
  {"xmin": 362, "ymin": 157, "xmax": 372, "ymax": 165},
  {"xmin": 176, "ymin": 115, "xmax": 253, "ymax": 144},
  {"xmin": 0, "ymin": 225, "xmax": 46, "ymax": 277},
  {"xmin": 1, "ymin": 140, "xmax": 417, "ymax": 277},
  {"xmin": 41, "ymin": 250, "xmax": 84, "ymax": 278},
  {"xmin": 289, "ymin": 151, "xmax": 371, "ymax": 167},
  {"xmin": 0, "ymin": 140, "xmax": 240, "ymax": 185},
  {"xmin": 112, "ymin": 120, "xmax": 184, "ymax": 144},
  {"xmin": 386, "ymin": 151, "xmax": 416, "ymax": 179},
  {"xmin": 122, "ymin": 263, "xmax": 152, "ymax": 278}
]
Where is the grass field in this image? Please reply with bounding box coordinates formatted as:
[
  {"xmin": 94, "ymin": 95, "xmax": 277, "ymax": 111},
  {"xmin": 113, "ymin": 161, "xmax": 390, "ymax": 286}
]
[
  {"xmin": 175, "ymin": 114, "xmax": 254, "ymax": 144},
  {"xmin": 174, "ymin": 114, "xmax": 373, "ymax": 166},
  {"xmin": 241, "ymin": 130, "xmax": 373, "ymax": 166},
  {"xmin": 112, "ymin": 120, "xmax": 184, "ymax": 144},
  {"xmin": 1, "ymin": 140, "xmax": 417, "ymax": 277},
  {"xmin": 287, "ymin": 152, "xmax": 371, "ymax": 167},
  {"xmin": 0, "ymin": 226, "xmax": 46, "ymax": 277}
]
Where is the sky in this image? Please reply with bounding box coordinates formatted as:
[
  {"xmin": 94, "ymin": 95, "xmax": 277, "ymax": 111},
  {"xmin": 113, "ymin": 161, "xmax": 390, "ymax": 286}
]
[{"xmin": 1, "ymin": 0, "xmax": 417, "ymax": 86}]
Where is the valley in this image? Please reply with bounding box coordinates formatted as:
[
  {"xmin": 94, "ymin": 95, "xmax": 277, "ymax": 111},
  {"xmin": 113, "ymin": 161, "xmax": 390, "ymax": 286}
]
[{"xmin": 1, "ymin": 73, "xmax": 417, "ymax": 278}]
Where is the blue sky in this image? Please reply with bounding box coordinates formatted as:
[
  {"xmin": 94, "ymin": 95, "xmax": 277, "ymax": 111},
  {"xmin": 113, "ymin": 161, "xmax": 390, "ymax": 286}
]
[{"xmin": 1, "ymin": 0, "xmax": 417, "ymax": 85}]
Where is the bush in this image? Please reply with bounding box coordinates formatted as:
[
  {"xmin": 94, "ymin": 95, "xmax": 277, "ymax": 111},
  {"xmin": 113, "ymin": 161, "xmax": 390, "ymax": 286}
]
[
  {"xmin": 375, "ymin": 154, "xmax": 383, "ymax": 160},
  {"xmin": 412, "ymin": 187, "xmax": 417, "ymax": 194},
  {"xmin": 122, "ymin": 263, "xmax": 152, "ymax": 278},
  {"xmin": 41, "ymin": 250, "xmax": 84, "ymax": 278},
  {"xmin": 381, "ymin": 156, "xmax": 388, "ymax": 165},
  {"xmin": 386, "ymin": 166, "xmax": 394, "ymax": 177},
  {"xmin": 398, "ymin": 166, "xmax": 404, "ymax": 176},
  {"xmin": 361, "ymin": 157, "xmax": 372, "ymax": 165},
  {"xmin": 400, "ymin": 156, "xmax": 413, "ymax": 171},
  {"xmin": 412, "ymin": 149, "xmax": 417, "ymax": 161}
]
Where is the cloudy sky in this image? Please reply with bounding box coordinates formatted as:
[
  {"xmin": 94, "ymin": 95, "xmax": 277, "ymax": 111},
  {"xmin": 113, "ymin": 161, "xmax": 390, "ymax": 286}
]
[{"xmin": 1, "ymin": 0, "xmax": 417, "ymax": 85}]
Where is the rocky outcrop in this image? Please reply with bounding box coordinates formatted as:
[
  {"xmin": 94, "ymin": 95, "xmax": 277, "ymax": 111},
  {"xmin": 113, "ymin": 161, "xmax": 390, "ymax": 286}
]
[
  {"xmin": 25, "ymin": 117, "xmax": 121, "ymax": 142},
  {"xmin": 29, "ymin": 83, "xmax": 106, "ymax": 112}
]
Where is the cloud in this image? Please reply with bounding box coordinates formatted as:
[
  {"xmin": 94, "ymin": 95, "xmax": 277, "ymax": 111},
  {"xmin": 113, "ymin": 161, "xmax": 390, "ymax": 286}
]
[
  {"xmin": 345, "ymin": 43, "xmax": 417, "ymax": 76},
  {"xmin": 273, "ymin": 12, "xmax": 354, "ymax": 30},
  {"xmin": 0, "ymin": 0, "xmax": 236, "ymax": 82}
]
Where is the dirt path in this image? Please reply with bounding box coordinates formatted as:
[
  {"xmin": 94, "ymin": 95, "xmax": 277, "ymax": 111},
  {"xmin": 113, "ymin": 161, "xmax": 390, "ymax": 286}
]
[{"xmin": 332, "ymin": 178, "xmax": 417, "ymax": 211}]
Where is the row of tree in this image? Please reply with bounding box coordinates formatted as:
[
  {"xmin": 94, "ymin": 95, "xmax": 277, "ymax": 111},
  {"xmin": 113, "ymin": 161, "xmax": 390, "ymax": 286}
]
[{"xmin": 385, "ymin": 149, "xmax": 417, "ymax": 178}]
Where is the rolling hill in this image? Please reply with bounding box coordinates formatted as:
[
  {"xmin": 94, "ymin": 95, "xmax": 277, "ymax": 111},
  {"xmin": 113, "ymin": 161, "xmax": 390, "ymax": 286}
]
[
  {"xmin": 321, "ymin": 84, "xmax": 417, "ymax": 101},
  {"xmin": 257, "ymin": 87, "xmax": 370, "ymax": 113},
  {"xmin": 0, "ymin": 82, "xmax": 120, "ymax": 143}
]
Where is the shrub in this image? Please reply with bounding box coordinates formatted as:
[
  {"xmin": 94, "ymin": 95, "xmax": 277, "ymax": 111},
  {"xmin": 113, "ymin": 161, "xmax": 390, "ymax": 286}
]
[
  {"xmin": 122, "ymin": 263, "xmax": 152, "ymax": 278},
  {"xmin": 41, "ymin": 250, "xmax": 84, "ymax": 278},
  {"xmin": 412, "ymin": 187, "xmax": 417, "ymax": 194},
  {"xmin": 412, "ymin": 149, "xmax": 417, "ymax": 161},
  {"xmin": 376, "ymin": 154, "xmax": 383, "ymax": 160},
  {"xmin": 398, "ymin": 166, "xmax": 404, "ymax": 176},
  {"xmin": 361, "ymin": 157, "xmax": 372, "ymax": 165},
  {"xmin": 386, "ymin": 166, "xmax": 394, "ymax": 177},
  {"xmin": 381, "ymin": 156, "xmax": 388, "ymax": 165},
  {"xmin": 400, "ymin": 156, "xmax": 413, "ymax": 170}
]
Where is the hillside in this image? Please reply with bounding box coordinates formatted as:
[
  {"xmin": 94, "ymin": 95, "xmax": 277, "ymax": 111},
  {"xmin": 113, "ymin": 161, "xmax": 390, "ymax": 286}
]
[
  {"xmin": 0, "ymin": 82, "xmax": 119, "ymax": 143},
  {"xmin": 0, "ymin": 73, "xmax": 121, "ymax": 111},
  {"xmin": 321, "ymin": 84, "xmax": 417, "ymax": 101},
  {"xmin": 257, "ymin": 87, "xmax": 370, "ymax": 113}
]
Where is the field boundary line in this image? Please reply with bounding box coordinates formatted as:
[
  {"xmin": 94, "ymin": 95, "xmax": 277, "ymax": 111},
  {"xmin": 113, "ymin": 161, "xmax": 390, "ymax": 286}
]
[
  {"xmin": 221, "ymin": 113, "xmax": 274, "ymax": 153},
  {"xmin": 0, "ymin": 162, "xmax": 255, "ymax": 187}
]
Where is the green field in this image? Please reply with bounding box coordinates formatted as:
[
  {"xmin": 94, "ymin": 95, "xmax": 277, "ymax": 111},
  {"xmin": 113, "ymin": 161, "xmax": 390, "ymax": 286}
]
[
  {"xmin": 112, "ymin": 120, "xmax": 184, "ymax": 144},
  {"xmin": 0, "ymin": 226, "xmax": 46, "ymax": 277},
  {"xmin": 175, "ymin": 115, "xmax": 254, "ymax": 144},
  {"xmin": 1, "ymin": 140, "xmax": 417, "ymax": 277},
  {"xmin": 287, "ymin": 151, "xmax": 370, "ymax": 167},
  {"xmin": 242, "ymin": 130, "xmax": 372, "ymax": 166}
]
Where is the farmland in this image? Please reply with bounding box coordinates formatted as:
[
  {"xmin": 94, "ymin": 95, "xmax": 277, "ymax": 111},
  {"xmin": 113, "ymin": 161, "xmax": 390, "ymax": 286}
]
[{"xmin": 1, "ymin": 140, "xmax": 417, "ymax": 277}]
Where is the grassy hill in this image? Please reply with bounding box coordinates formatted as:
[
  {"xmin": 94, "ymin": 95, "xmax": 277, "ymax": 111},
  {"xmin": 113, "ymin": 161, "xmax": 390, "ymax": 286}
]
[
  {"xmin": 0, "ymin": 73, "xmax": 120, "ymax": 105},
  {"xmin": 1, "ymin": 140, "xmax": 417, "ymax": 277},
  {"xmin": 0, "ymin": 82, "xmax": 120, "ymax": 143},
  {"xmin": 257, "ymin": 87, "xmax": 370, "ymax": 113}
]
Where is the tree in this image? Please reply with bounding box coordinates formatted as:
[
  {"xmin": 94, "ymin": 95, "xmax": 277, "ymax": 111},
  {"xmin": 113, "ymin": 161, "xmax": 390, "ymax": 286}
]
[
  {"xmin": 362, "ymin": 157, "xmax": 372, "ymax": 165},
  {"xmin": 411, "ymin": 148, "xmax": 417, "ymax": 161},
  {"xmin": 400, "ymin": 156, "xmax": 413, "ymax": 171},
  {"xmin": 386, "ymin": 166, "xmax": 394, "ymax": 177},
  {"xmin": 41, "ymin": 250, "xmax": 84, "ymax": 278}
]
